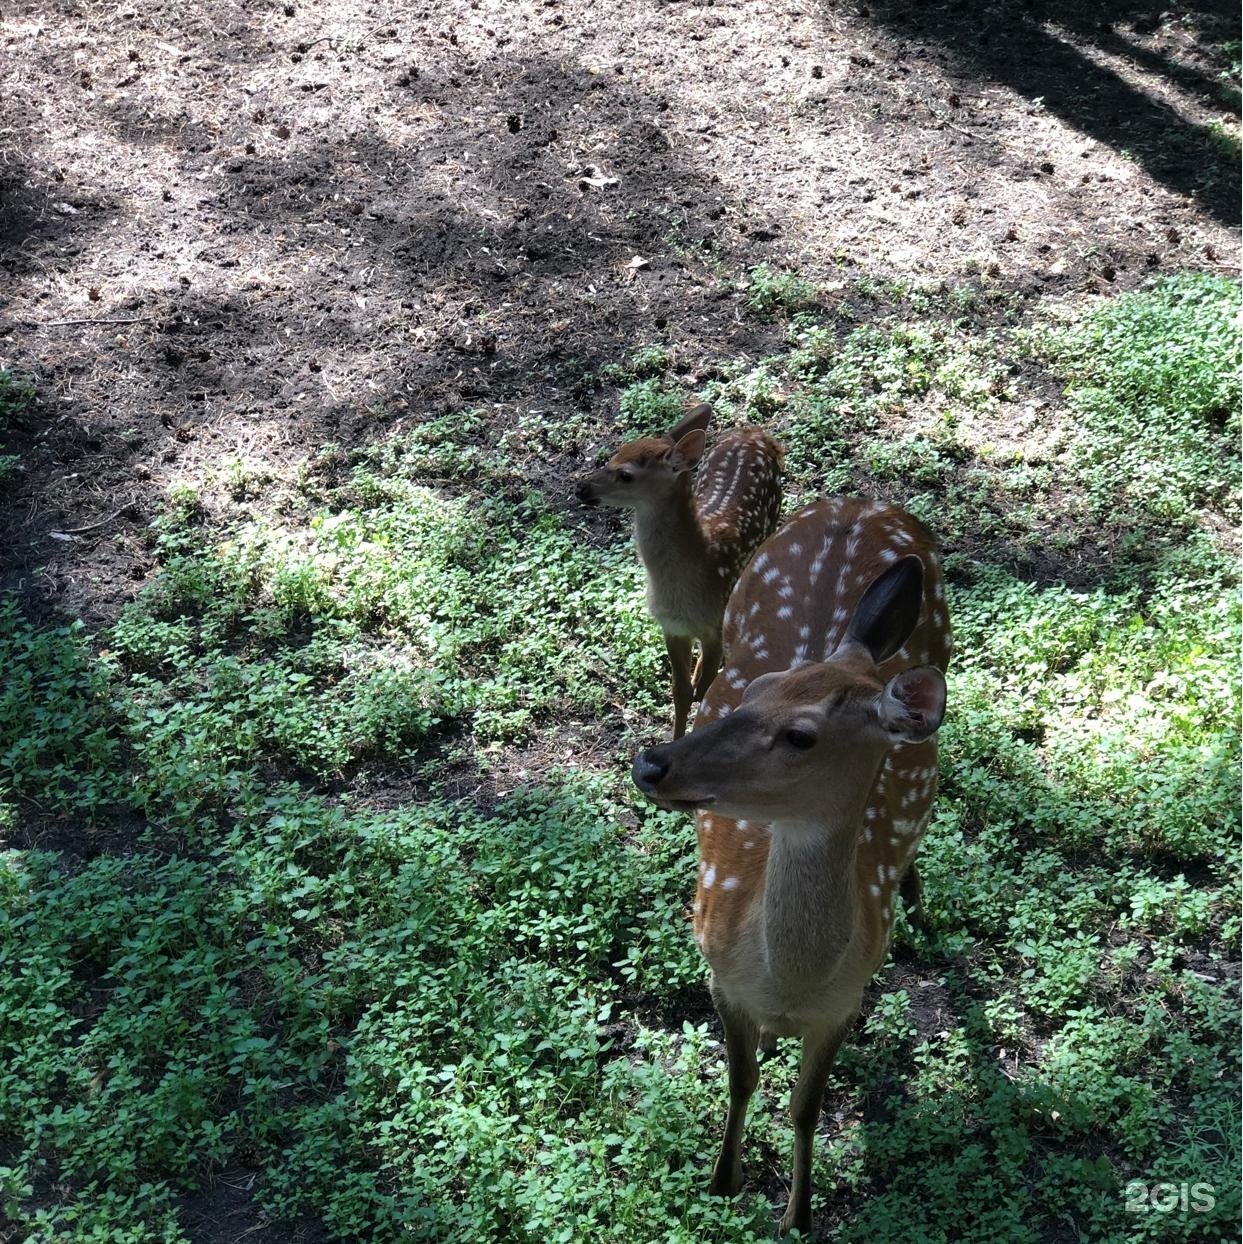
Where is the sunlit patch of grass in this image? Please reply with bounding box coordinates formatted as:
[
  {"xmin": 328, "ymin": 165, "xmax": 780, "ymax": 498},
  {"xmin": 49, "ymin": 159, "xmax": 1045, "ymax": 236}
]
[{"xmin": 1039, "ymin": 272, "xmax": 1241, "ymax": 526}]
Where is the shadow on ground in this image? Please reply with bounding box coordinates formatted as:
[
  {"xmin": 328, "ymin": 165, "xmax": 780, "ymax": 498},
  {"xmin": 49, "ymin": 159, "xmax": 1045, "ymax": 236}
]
[{"xmin": 860, "ymin": 0, "xmax": 1240, "ymax": 225}]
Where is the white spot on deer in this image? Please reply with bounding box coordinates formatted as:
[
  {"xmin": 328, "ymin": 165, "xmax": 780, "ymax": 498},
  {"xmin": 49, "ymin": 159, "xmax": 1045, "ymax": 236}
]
[
  {"xmin": 778, "ymin": 583, "xmax": 794, "ymax": 599},
  {"xmin": 799, "ymin": 624, "xmax": 811, "ymax": 639},
  {"xmin": 703, "ymin": 865, "xmax": 717, "ymax": 888},
  {"xmin": 742, "ymin": 840, "xmax": 755, "ymax": 849},
  {"xmin": 886, "ymin": 865, "xmax": 899, "ymax": 881},
  {"xmin": 692, "ymin": 899, "xmax": 702, "ymax": 914},
  {"xmin": 736, "ymin": 819, "xmax": 750, "ymax": 830},
  {"xmin": 862, "ymin": 827, "xmax": 873, "ymax": 843},
  {"xmin": 878, "ymin": 547, "xmax": 899, "ymax": 563},
  {"xmin": 788, "ymin": 542, "xmax": 803, "ymax": 556},
  {"xmin": 722, "ymin": 876, "xmax": 739, "ymax": 890},
  {"xmin": 870, "ymin": 883, "xmax": 882, "ymax": 897},
  {"xmin": 876, "ymin": 864, "xmax": 886, "ymax": 881},
  {"xmin": 763, "ymin": 567, "xmax": 780, "ymax": 584},
  {"xmin": 777, "ymin": 605, "xmax": 793, "ymax": 620},
  {"xmin": 752, "ymin": 552, "xmax": 770, "ymax": 572}
]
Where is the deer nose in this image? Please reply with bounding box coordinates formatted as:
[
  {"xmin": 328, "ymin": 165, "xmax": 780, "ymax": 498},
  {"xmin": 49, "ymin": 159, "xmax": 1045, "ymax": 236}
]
[
  {"xmin": 631, "ymin": 748, "xmax": 670, "ymax": 793},
  {"xmin": 575, "ymin": 478, "xmax": 598, "ymax": 505}
]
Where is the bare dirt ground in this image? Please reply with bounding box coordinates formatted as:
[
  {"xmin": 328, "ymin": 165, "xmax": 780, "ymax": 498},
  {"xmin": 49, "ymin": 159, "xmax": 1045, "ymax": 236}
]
[{"xmin": 1, "ymin": 0, "xmax": 1238, "ymax": 628}]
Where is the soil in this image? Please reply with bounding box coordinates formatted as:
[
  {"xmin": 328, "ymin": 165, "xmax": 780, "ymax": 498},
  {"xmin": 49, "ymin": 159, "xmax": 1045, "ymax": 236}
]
[
  {"xmin": 1, "ymin": 0, "xmax": 1238, "ymax": 628},
  {"xmin": 0, "ymin": 2, "xmax": 1238, "ymax": 1239}
]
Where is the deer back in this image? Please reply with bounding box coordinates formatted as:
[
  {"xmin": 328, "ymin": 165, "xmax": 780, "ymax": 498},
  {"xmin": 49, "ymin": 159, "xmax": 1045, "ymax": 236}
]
[{"xmin": 692, "ymin": 497, "xmax": 953, "ymax": 964}]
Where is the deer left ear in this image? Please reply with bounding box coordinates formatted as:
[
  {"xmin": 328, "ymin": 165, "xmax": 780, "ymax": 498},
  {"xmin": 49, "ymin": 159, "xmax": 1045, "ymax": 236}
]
[
  {"xmin": 878, "ymin": 666, "xmax": 946, "ymax": 742},
  {"xmin": 667, "ymin": 403, "xmax": 713, "ymax": 443},
  {"xmin": 847, "ymin": 555, "xmax": 924, "ymax": 664}
]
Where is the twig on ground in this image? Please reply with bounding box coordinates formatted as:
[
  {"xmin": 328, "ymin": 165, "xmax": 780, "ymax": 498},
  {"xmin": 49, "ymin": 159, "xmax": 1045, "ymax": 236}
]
[
  {"xmin": 20, "ymin": 316, "xmax": 157, "ymax": 328},
  {"xmin": 48, "ymin": 504, "xmax": 136, "ymax": 537}
]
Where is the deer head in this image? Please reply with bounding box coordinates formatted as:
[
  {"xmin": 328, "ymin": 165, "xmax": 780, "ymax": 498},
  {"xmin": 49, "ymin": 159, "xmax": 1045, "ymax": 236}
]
[
  {"xmin": 575, "ymin": 404, "xmax": 712, "ymax": 509},
  {"xmin": 632, "ymin": 556, "xmax": 947, "ymax": 821}
]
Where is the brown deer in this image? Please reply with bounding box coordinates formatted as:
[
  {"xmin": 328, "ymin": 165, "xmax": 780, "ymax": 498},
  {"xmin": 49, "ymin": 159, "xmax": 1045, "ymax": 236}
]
[
  {"xmin": 631, "ymin": 497, "xmax": 951, "ymax": 1236},
  {"xmin": 576, "ymin": 404, "xmax": 783, "ymax": 737}
]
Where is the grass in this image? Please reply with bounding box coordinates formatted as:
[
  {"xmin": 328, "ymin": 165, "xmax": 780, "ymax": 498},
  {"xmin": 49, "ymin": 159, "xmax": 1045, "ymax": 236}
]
[{"xmin": 0, "ymin": 273, "xmax": 1239, "ymax": 1241}]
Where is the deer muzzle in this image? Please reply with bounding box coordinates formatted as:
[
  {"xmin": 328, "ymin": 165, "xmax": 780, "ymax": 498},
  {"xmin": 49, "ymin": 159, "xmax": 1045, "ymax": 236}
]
[{"xmin": 632, "ymin": 746, "xmax": 716, "ymax": 811}]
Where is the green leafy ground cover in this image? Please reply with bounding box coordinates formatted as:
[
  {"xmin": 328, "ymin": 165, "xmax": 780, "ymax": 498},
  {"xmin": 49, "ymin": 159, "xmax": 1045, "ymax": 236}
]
[{"xmin": 1, "ymin": 272, "xmax": 1239, "ymax": 1241}]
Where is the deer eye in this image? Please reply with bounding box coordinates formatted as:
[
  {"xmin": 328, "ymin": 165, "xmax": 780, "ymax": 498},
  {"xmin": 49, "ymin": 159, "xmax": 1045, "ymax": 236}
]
[
  {"xmin": 784, "ymin": 728, "xmax": 817, "ymax": 750},
  {"xmin": 617, "ymin": 470, "xmax": 634, "ymax": 483}
]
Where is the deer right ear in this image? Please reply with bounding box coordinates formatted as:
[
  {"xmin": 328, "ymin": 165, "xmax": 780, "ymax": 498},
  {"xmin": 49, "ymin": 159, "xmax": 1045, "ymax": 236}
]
[
  {"xmin": 670, "ymin": 429, "xmax": 707, "ymax": 472},
  {"xmin": 667, "ymin": 403, "xmax": 712, "ymax": 444},
  {"xmin": 878, "ymin": 666, "xmax": 946, "ymax": 742},
  {"xmin": 846, "ymin": 555, "xmax": 924, "ymax": 664}
]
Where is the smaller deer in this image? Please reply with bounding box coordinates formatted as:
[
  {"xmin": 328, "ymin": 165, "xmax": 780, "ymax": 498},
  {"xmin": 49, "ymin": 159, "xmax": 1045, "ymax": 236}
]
[
  {"xmin": 577, "ymin": 404, "xmax": 783, "ymax": 737},
  {"xmin": 631, "ymin": 498, "xmax": 951, "ymax": 1236}
]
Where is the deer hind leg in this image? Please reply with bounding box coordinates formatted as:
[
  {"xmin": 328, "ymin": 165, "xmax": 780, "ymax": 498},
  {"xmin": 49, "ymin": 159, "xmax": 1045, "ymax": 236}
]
[
  {"xmin": 691, "ymin": 631, "xmax": 723, "ymax": 703},
  {"xmin": 777, "ymin": 1020, "xmax": 854, "ymax": 1238},
  {"xmin": 708, "ymin": 994, "xmax": 760, "ymax": 1198},
  {"xmin": 900, "ymin": 861, "xmax": 929, "ymax": 933},
  {"xmin": 664, "ymin": 633, "xmax": 694, "ymax": 739}
]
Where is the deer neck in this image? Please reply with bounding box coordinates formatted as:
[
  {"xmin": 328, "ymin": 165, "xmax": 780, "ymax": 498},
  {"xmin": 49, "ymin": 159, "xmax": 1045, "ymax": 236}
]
[
  {"xmin": 760, "ymin": 765, "xmax": 880, "ymax": 986},
  {"xmin": 632, "ymin": 481, "xmax": 709, "ymax": 577}
]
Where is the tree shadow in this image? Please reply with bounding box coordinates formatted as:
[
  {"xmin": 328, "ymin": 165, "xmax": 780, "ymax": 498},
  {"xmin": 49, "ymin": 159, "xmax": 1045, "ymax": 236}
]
[
  {"xmin": 1, "ymin": 42, "xmax": 785, "ymax": 623},
  {"xmin": 857, "ymin": 0, "xmax": 1240, "ymax": 225}
]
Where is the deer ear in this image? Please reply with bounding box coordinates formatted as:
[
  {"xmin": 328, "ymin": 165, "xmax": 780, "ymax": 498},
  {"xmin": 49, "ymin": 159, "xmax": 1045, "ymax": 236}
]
[
  {"xmin": 740, "ymin": 669, "xmax": 787, "ymax": 703},
  {"xmin": 670, "ymin": 428, "xmax": 707, "ymax": 472},
  {"xmin": 878, "ymin": 666, "xmax": 946, "ymax": 742},
  {"xmin": 846, "ymin": 556, "xmax": 924, "ymax": 663},
  {"xmin": 667, "ymin": 403, "xmax": 712, "ymax": 444}
]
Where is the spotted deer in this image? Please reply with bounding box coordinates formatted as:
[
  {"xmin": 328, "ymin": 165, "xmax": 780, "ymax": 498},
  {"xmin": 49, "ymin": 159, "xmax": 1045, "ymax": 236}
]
[
  {"xmin": 576, "ymin": 404, "xmax": 783, "ymax": 737},
  {"xmin": 631, "ymin": 497, "xmax": 951, "ymax": 1236}
]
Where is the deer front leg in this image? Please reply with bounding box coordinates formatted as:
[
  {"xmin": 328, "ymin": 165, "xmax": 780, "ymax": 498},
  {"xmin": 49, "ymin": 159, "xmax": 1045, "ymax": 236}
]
[
  {"xmin": 708, "ymin": 994, "xmax": 760, "ymax": 1197},
  {"xmin": 778, "ymin": 1020, "xmax": 853, "ymax": 1238},
  {"xmin": 665, "ymin": 633, "xmax": 694, "ymax": 739},
  {"xmin": 691, "ymin": 631, "xmax": 723, "ymax": 703}
]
